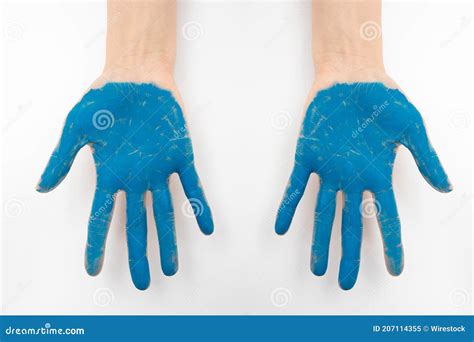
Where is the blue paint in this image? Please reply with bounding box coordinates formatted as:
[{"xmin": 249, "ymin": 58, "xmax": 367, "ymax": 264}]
[
  {"xmin": 37, "ymin": 83, "xmax": 214, "ymax": 290},
  {"xmin": 275, "ymin": 82, "xmax": 451, "ymax": 290}
]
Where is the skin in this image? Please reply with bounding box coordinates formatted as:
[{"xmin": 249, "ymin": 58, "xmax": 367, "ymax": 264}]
[
  {"xmin": 37, "ymin": 0, "xmax": 213, "ymax": 290},
  {"xmin": 275, "ymin": 0, "xmax": 451, "ymax": 290},
  {"xmin": 96, "ymin": 0, "xmax": 178, "ymax": 92}
]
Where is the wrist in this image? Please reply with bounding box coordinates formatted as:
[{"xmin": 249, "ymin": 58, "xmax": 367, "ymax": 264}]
[
  {"xmin": 104, "ymin": 32, "xmax": 176, "ymax": 76},
  {"xmin": 315, "ymin": 54, "xmax": 385, "ymax": 78},
  {"xmin": 102, "ymin": 57, "xmax": 174, "ymax": 80},
  {"xmin": 93, "ymin": 64, "xmax": 176, "ymax": 92},
  {"xmin": 103, "ymin": 0, "xmax": 176, "ymax": 82},
  {"xmin": 312, "ymin": 0, "xmax": 384, "ymax": 76}
]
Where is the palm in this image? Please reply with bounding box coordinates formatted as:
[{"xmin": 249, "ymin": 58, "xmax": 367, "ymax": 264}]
[
  {"xmin": 38, "ymin": 83, "xmax": 213, "ymax": 290},
  {"xmin": 276, "ymin": 82, "xmax": 450, "ymax": 290},
  {"xmin": 83, "ymin": 84, "xmax": 192, "ymax": 191}
]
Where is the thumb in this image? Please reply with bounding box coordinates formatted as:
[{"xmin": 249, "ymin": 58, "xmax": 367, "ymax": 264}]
[
  {"xmin": 401, "ymin": 119, "xmax": 452, "ymax": 193},
  {"xmin": 37, "ymin": 110, "xmax": 87, "ymax": 193}
]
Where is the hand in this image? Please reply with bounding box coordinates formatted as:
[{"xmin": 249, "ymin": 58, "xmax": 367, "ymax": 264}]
[
  {"xmin": 37, "ymin": 82, "xmax": 213, "ymax": 290},
  {"xmin": 275, "ymin": 81, "xmax": 451, "ymax": 290}
]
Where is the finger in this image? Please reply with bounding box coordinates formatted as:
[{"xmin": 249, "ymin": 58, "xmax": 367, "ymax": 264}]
[
  {"xmin": 338, "ymin": 192, "xmax": 363, "ymax": 291},
  {"xmin": 401, "ymin": 121, "xmax": 452, "ymax": 193},
  {"xmin": 85, "ymin": 188, "xmax": 116, "ymax": 276},
  {"xmin": 152, "ymin": 184, "xmax": 178, "ymax": 276},
  {"xmin": 275, "ymin": 163, "xmax": 311, "ymax": 235},
  {"xmin": 179, "ymin": 164, "xmax": 214, "ymax": 235},
  {"xmin": 374, "ymin": 190, "xmax": 404, "ymax": 276},
  {"xmin": 37, "ymin": 115, "xmax": 87, "ymax": 192},
  {"xmin": 310, "ymin": 182, "xmax": 337, "ymax": 276},
  {"xmin": 126, "ymin": 192, "xmax": 150, "ymax": 290}
]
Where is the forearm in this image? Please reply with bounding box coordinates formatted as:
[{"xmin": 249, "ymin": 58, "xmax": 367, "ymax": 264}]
[
  {"xmin": 102, "ymin": 0, "xmax": 176, "ymax": 82},
  {"xmin": 312, "ymin": 0, "xmax": 384, "ymax": 77}
]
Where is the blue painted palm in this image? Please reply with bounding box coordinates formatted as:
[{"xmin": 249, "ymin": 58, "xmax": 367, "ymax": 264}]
[
  {"xmin": 275, "ymin": 83, "xmax": 451, "ymax": 290},
  {"xmin": 38, "ymin": 83, "xmax": 213, "ymax": 290}
]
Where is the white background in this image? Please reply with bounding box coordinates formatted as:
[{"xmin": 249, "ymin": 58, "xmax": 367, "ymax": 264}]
[{"xmin": 1, "ymin": 0, "xmax": 472, "ymax": 315}]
